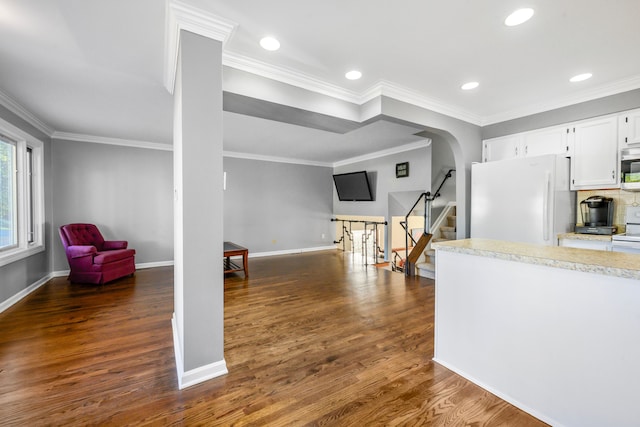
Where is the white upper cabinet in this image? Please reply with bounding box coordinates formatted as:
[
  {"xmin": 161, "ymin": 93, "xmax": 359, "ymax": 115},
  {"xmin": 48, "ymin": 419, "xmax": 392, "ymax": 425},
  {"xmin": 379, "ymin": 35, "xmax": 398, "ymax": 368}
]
[
  {"xmin": 482, "ymin": 134, "xmax": 523, "ymax": 162},
  {"xmin": 483, "ymin": 125, "xmax": 569, "ymax": 162},
  {"xmin": 619, "ymin": 108, "xmax": 640, "ymax": 149},
  {"xmin": 522, "ymin": 125, "xmax": 571, "ymax": 157},
  {"xmin": 482, "ymin": 110, "xmax": 630, "ymax": 190},
  {"xmin": 570, "ymin": 115, "xmax": 619, "ymax": 190}
]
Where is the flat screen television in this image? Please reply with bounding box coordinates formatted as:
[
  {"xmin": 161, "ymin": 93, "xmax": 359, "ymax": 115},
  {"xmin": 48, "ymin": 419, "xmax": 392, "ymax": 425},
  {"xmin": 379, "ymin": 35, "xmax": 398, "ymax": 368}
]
[{"xmin": 333, "ymin": 171, "xmax": 373, "ymax": 201}]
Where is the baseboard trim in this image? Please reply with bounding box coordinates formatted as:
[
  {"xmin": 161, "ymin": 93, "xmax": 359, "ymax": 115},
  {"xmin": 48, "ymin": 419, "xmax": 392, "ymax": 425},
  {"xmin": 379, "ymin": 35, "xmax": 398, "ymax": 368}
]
[
  {"xmin": 0, "ymin": 273, "xmax": 54, "ymax": 314},
  {"xmin": 136, "ymin": 260, "xmax": 174, "ymax": 270},
  {"xmin": 249, "ymin": 246, "xmax": 336, "ymax": 258},
  {"xmin": 171, "ymin": 313, "xmax": 228, "ymax": 390},
  {"xmin": 51, "ymin": 261, "xmax": 172, "ymax": 278},
  {"xmin": 51, "ymin": 269, "xmax": 70, "ymax": 277}
]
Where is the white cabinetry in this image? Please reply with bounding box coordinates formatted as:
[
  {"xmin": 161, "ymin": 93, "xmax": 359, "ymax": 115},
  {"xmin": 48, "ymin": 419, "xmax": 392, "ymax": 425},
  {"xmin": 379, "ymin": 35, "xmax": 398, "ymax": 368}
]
[
  {"xmin": 619, "ymin": 108, "xmax": 640, "ymax": 148},
  {"xmin": 569, "ymin": 115, "xmax": 618, "ymax": 190},
  {"xmin": 559, "ymin": 237, "xmax": 611, "ymax": 251},
  {"xmin": 482, "ymin": 125, "xmax": 569, "ymax": 162},
  {"xmin": 482, "ymin": 134, "xmax": 523, "ymax": 162},
  {"xmin": 482, "ymin": 112, "xmax": 623, "ymax": 190},
  {"xmin": 523, "ymin": 125, "xmax": 571, "ymax": 157}
]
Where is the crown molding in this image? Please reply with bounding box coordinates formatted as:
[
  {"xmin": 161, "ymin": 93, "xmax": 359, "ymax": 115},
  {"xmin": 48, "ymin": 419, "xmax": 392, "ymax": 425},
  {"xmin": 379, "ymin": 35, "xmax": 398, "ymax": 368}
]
[
  {"xmin": 362, "ymin": 80, "xmax": 483, "ymax": 126},
  {"xmin": 223, "ymin": 150, "xmax": 332, "ymax": 168},
  {"xmin": 52, "ymin": 132, "xmax": 173, "ymax": 151},
  {"xmin": 332, "ymin": 139, "xmax": 431, "ymax": 168},
  {"xmin": 223, "ymin": 51, "xmax": 362, "ymax": 105},
  {"xmin": 0, "ymin": 88, "xmax": 55, "ymax": 136},
  {"xmin": 164, "ymin": 0, "xmax": 237, "ymax": 94},
  {"xmin": 482, "ymin": 74, "xmax": 640, "ymax": 126},
  {"xmin": 221, "ymin": 52, "xmax": 484, "ymax": 126},
  {"xmin": 224, "ymin": 139, "xmax": 432, "ymax": 169}
]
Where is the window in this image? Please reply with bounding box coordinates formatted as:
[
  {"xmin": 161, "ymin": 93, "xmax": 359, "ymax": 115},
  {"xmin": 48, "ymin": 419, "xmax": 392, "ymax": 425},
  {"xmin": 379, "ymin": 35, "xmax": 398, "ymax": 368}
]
[
  {"xmin": 0, "ymin": 120, "xmax": 44, "ymax": 267},
  {"xmin": 0, "ymin": 136, "xmax": 16, "ymax": 250}
]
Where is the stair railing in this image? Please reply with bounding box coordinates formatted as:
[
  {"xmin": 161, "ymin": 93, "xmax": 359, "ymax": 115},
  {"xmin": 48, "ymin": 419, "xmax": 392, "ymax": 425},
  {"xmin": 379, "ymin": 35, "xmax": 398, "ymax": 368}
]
[
  {"xmin": 331, "ymin": 218, "xmax": 387, "ymax": 265},
  {"xmin": 394, "ymin": 169, "xmax": 455, "ymax": 275}
]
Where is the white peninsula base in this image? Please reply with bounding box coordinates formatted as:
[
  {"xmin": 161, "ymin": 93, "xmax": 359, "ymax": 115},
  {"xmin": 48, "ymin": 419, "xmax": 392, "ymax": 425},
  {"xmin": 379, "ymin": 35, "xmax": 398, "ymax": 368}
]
[{"xmin": 434, "ymin": 239, "xmax": 640, "ymax": 427}]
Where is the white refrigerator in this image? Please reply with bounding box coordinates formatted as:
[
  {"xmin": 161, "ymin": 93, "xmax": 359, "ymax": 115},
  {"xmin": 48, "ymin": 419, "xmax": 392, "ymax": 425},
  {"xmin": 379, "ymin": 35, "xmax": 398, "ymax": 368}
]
[{"xmin": 471, "ymin": 154, "xmax": 575, "ymax": 245}]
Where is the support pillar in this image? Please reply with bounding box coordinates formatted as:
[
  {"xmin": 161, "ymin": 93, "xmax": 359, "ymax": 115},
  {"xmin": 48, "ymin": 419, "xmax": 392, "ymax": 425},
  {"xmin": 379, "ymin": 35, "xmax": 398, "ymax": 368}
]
[{"xmin": 172, "ymin": 29, "xmax": 226, "ymax": 389}]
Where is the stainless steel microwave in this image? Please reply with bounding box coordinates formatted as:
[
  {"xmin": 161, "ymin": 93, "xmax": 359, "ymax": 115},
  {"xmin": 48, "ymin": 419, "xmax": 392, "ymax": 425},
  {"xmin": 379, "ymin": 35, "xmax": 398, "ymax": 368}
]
[{"xmin": 621, "ymin": 147, "xmax": 640, "ymax": 191}]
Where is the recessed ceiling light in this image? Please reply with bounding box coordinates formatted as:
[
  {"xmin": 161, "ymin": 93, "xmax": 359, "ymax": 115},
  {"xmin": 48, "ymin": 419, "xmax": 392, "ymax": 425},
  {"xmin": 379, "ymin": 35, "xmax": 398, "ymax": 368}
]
[
  {"xmin": 461, "ymin": 81, "xmax": 479, "ymax": 90},
  {"xmin": 259, "ymin": 36, "xmax": 280, "ymax": 51},
  {"xmin": 505, "ymin": 8, "xmax": 534, "ymax": 26},
  {"xmin": 569, "ymin": 73, "xmax": 593, "ymax": 83},
  {"xmin": 345, "ymin": 70, "xmax": 362, "ymax": 80}
]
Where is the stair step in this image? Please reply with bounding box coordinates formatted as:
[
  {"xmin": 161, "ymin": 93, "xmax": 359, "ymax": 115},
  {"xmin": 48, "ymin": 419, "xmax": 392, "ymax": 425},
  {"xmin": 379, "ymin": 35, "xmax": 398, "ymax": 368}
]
[
  {"xmin": 441, "ymin": 230, "xmax": 457, "ymax": 240},
  {"xmin": 441, "ymin": 225, "xmax": 455, "ymax": 232},
  {"xmin": 416, "ymin": 262, "xmax": 435, "ymax": 279},
  {"xmin": 432, "ymin": 237, "xmax": 451, "ymax": 243}
]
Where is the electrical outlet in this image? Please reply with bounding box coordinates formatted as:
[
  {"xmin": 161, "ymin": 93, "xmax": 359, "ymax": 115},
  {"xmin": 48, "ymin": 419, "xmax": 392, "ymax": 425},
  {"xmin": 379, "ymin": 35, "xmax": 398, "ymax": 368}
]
[{"xmin": 321, "ymin": 233, "xmax": 325, "ymax": 239}]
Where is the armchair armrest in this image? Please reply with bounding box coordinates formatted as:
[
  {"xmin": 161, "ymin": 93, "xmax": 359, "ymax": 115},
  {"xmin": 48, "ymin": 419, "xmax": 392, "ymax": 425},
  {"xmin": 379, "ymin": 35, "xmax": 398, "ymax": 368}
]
[
  {"xmin": 67, "ymin": 245, "xmax": 97, "ymax": 259},
  {"xmin": 103, "ymin": 240, "xmax": 128, "ymax": 250}
]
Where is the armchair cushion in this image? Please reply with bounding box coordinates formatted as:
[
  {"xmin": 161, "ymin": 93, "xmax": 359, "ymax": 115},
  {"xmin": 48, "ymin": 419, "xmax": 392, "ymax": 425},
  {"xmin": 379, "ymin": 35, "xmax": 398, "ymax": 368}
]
[
  {"xmin": 103, "ymin": 240, "xmax": 128, "ymax": 250},
  {"xmin": 62, "ymin": 223, "xmax": 107, "ymax": 251},
  {"xmin": 93, "ymin": 249, "xmax": 136, "ymax": 265},
  {"xmin": 67, "ymin": 245, "xmax": 98, "ymax": 259}
]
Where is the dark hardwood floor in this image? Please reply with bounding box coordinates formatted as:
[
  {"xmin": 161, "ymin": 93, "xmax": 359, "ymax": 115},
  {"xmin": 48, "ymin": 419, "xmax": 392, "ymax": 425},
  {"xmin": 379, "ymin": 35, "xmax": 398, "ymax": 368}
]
[{"xmin": 0, "ymin": 250, "xmax": 546, "ymax": 426}]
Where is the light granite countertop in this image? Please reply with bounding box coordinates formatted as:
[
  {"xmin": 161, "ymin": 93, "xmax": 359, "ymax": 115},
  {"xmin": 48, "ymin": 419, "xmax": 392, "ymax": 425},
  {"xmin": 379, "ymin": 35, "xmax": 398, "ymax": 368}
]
[
  {"xmin": 557, "ymin": 232, "xmax": 618, "ymax": 242},
  {"xmin": 558, "ymin": 232, "xmax": 620, "ymax": 242},
  {"xmin": 433, "ymin": 238, "xmax": 640, "ymax": 280}
]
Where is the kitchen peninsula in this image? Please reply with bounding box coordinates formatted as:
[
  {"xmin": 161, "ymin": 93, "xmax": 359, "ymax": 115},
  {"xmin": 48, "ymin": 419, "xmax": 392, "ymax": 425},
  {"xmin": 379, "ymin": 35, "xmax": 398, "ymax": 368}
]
[{"xmin": 433, "ymin": 239, "xmax": 640, "ymax": 427}]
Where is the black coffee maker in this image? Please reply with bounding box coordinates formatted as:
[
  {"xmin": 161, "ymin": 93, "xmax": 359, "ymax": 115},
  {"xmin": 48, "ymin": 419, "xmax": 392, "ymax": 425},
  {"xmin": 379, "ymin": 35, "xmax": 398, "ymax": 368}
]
[{"xmin": 575, "ymin": 196, "xmax": 616, "ymax": 235}]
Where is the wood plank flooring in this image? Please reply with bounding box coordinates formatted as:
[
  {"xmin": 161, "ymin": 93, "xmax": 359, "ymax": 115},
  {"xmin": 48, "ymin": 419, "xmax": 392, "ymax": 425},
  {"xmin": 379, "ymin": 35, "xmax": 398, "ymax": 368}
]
[{"xmin": 0, "ymin": 250, "xmax": 547, "ymax": 426}]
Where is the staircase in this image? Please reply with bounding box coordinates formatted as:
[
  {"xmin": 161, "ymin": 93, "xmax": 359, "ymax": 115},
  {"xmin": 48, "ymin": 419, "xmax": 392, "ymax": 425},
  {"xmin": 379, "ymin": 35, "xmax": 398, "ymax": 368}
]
[
  {"xmin": 390, "ymin": 169, "xmax": 456, "ymax": 276},
  {"xmin": 416, "ymin": 203, "xmax": 457, "ymax": 279}
]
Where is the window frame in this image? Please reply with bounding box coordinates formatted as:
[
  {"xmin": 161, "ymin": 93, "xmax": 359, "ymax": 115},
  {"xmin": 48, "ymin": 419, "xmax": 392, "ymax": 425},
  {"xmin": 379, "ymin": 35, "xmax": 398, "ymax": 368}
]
[{"xmin": 0, "ymin": 117, "xmax": 45, "ymax": 267}]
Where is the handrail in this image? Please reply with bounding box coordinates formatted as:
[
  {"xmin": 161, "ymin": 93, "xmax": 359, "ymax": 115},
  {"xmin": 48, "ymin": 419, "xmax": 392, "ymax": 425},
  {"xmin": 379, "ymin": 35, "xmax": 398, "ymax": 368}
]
[
  {"xmin": 397, "ymin": 169, "xmax": 455, "ymax": 275},
  {"xmin": 424, "ymin": 201, "xmax": 457, "ymax": 252},
  {"xmin": 330, "ymin": 218, "xmax": 387, "ymax": 225},
  {"xmin": 432, "ymin": 169, "xmax": 455, "ymax": 202},
  {"xmin": 404, "ymin": 191, "xmax": 429, "ymax": 266},
  {"xmin": 399, "ymin": 220, "xmax": 418, "ymax": 246}
]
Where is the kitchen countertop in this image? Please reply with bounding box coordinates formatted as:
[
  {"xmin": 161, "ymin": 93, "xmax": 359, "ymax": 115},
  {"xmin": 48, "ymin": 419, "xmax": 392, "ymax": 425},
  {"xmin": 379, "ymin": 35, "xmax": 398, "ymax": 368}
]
[
  {"xmin": 433, "ymin": 238, "xmax": 640, "ymax": 280},
  {"xmin": 557, "ymin": 232, "xmax": 616, "ymax": 241}
]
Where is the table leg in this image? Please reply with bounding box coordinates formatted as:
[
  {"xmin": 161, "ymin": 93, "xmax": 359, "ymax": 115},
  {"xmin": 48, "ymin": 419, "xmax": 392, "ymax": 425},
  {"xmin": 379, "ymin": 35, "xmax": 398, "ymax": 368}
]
[{"xmin": 243, "ymin": 251, "xmax": 249, "ymax": 277}]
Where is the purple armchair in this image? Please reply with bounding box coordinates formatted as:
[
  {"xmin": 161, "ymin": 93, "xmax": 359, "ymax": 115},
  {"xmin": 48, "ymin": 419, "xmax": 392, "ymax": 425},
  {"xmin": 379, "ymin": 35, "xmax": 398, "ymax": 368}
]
[{"xmin": 59, "ymin": 223, "xmax": 136, "ymax": 284}]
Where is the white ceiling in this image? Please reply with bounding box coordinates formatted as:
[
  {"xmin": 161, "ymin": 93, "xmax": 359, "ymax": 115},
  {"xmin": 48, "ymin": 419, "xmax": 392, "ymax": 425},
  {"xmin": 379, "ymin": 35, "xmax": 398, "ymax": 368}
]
[{"xmin": 1, "ymin": 0, "xmax": 639, "ymax": 165}]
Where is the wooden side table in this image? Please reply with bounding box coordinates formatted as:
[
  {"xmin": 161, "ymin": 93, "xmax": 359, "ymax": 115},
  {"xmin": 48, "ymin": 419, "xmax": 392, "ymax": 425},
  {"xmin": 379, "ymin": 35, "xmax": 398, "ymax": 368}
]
[{"xmin": 223, "ymin": 241, "xmax": 248, "ymax": 277}]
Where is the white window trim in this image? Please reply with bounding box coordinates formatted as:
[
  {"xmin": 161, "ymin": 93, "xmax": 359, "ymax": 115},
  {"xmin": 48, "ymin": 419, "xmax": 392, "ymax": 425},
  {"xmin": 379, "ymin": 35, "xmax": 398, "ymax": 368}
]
[{"xmin": 0, "ymin": 117, "xmax": 45, "ymax": 268}]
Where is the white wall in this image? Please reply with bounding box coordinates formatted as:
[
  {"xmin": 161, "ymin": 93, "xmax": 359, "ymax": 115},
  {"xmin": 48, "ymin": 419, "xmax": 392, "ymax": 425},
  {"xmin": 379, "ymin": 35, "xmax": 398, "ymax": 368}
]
[{"xmin": 435, "ymin": 249, "xmax": 640, "ymax": 427}]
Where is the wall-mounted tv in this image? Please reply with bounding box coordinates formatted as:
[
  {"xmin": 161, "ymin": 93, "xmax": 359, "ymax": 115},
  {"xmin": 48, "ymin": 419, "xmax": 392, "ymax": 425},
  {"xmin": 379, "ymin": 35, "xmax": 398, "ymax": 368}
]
[{"xmin": 333, "ymin": 171, "xmax": 374, "ymax": 201}]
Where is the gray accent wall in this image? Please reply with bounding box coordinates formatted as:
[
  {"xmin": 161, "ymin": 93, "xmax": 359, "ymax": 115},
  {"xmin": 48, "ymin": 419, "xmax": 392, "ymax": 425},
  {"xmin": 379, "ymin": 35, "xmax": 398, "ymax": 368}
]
[
  {"xmin": 223, "ymin": 157, "xmax": 334, "ymax": 253},
  {"xmin": 0, "ymin": 105, "xmax": 52, "ymax": 307},
  {"xmin": 430, "ymin": 136, "xmax": 456, "ymax": 224},
  {"xmin": 51, "ymin": 139, "xmax": 173, "ymax": 271},
  {"xmin": 483, "ymin": 88, "xmax": 640, "ymax": 139}
]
